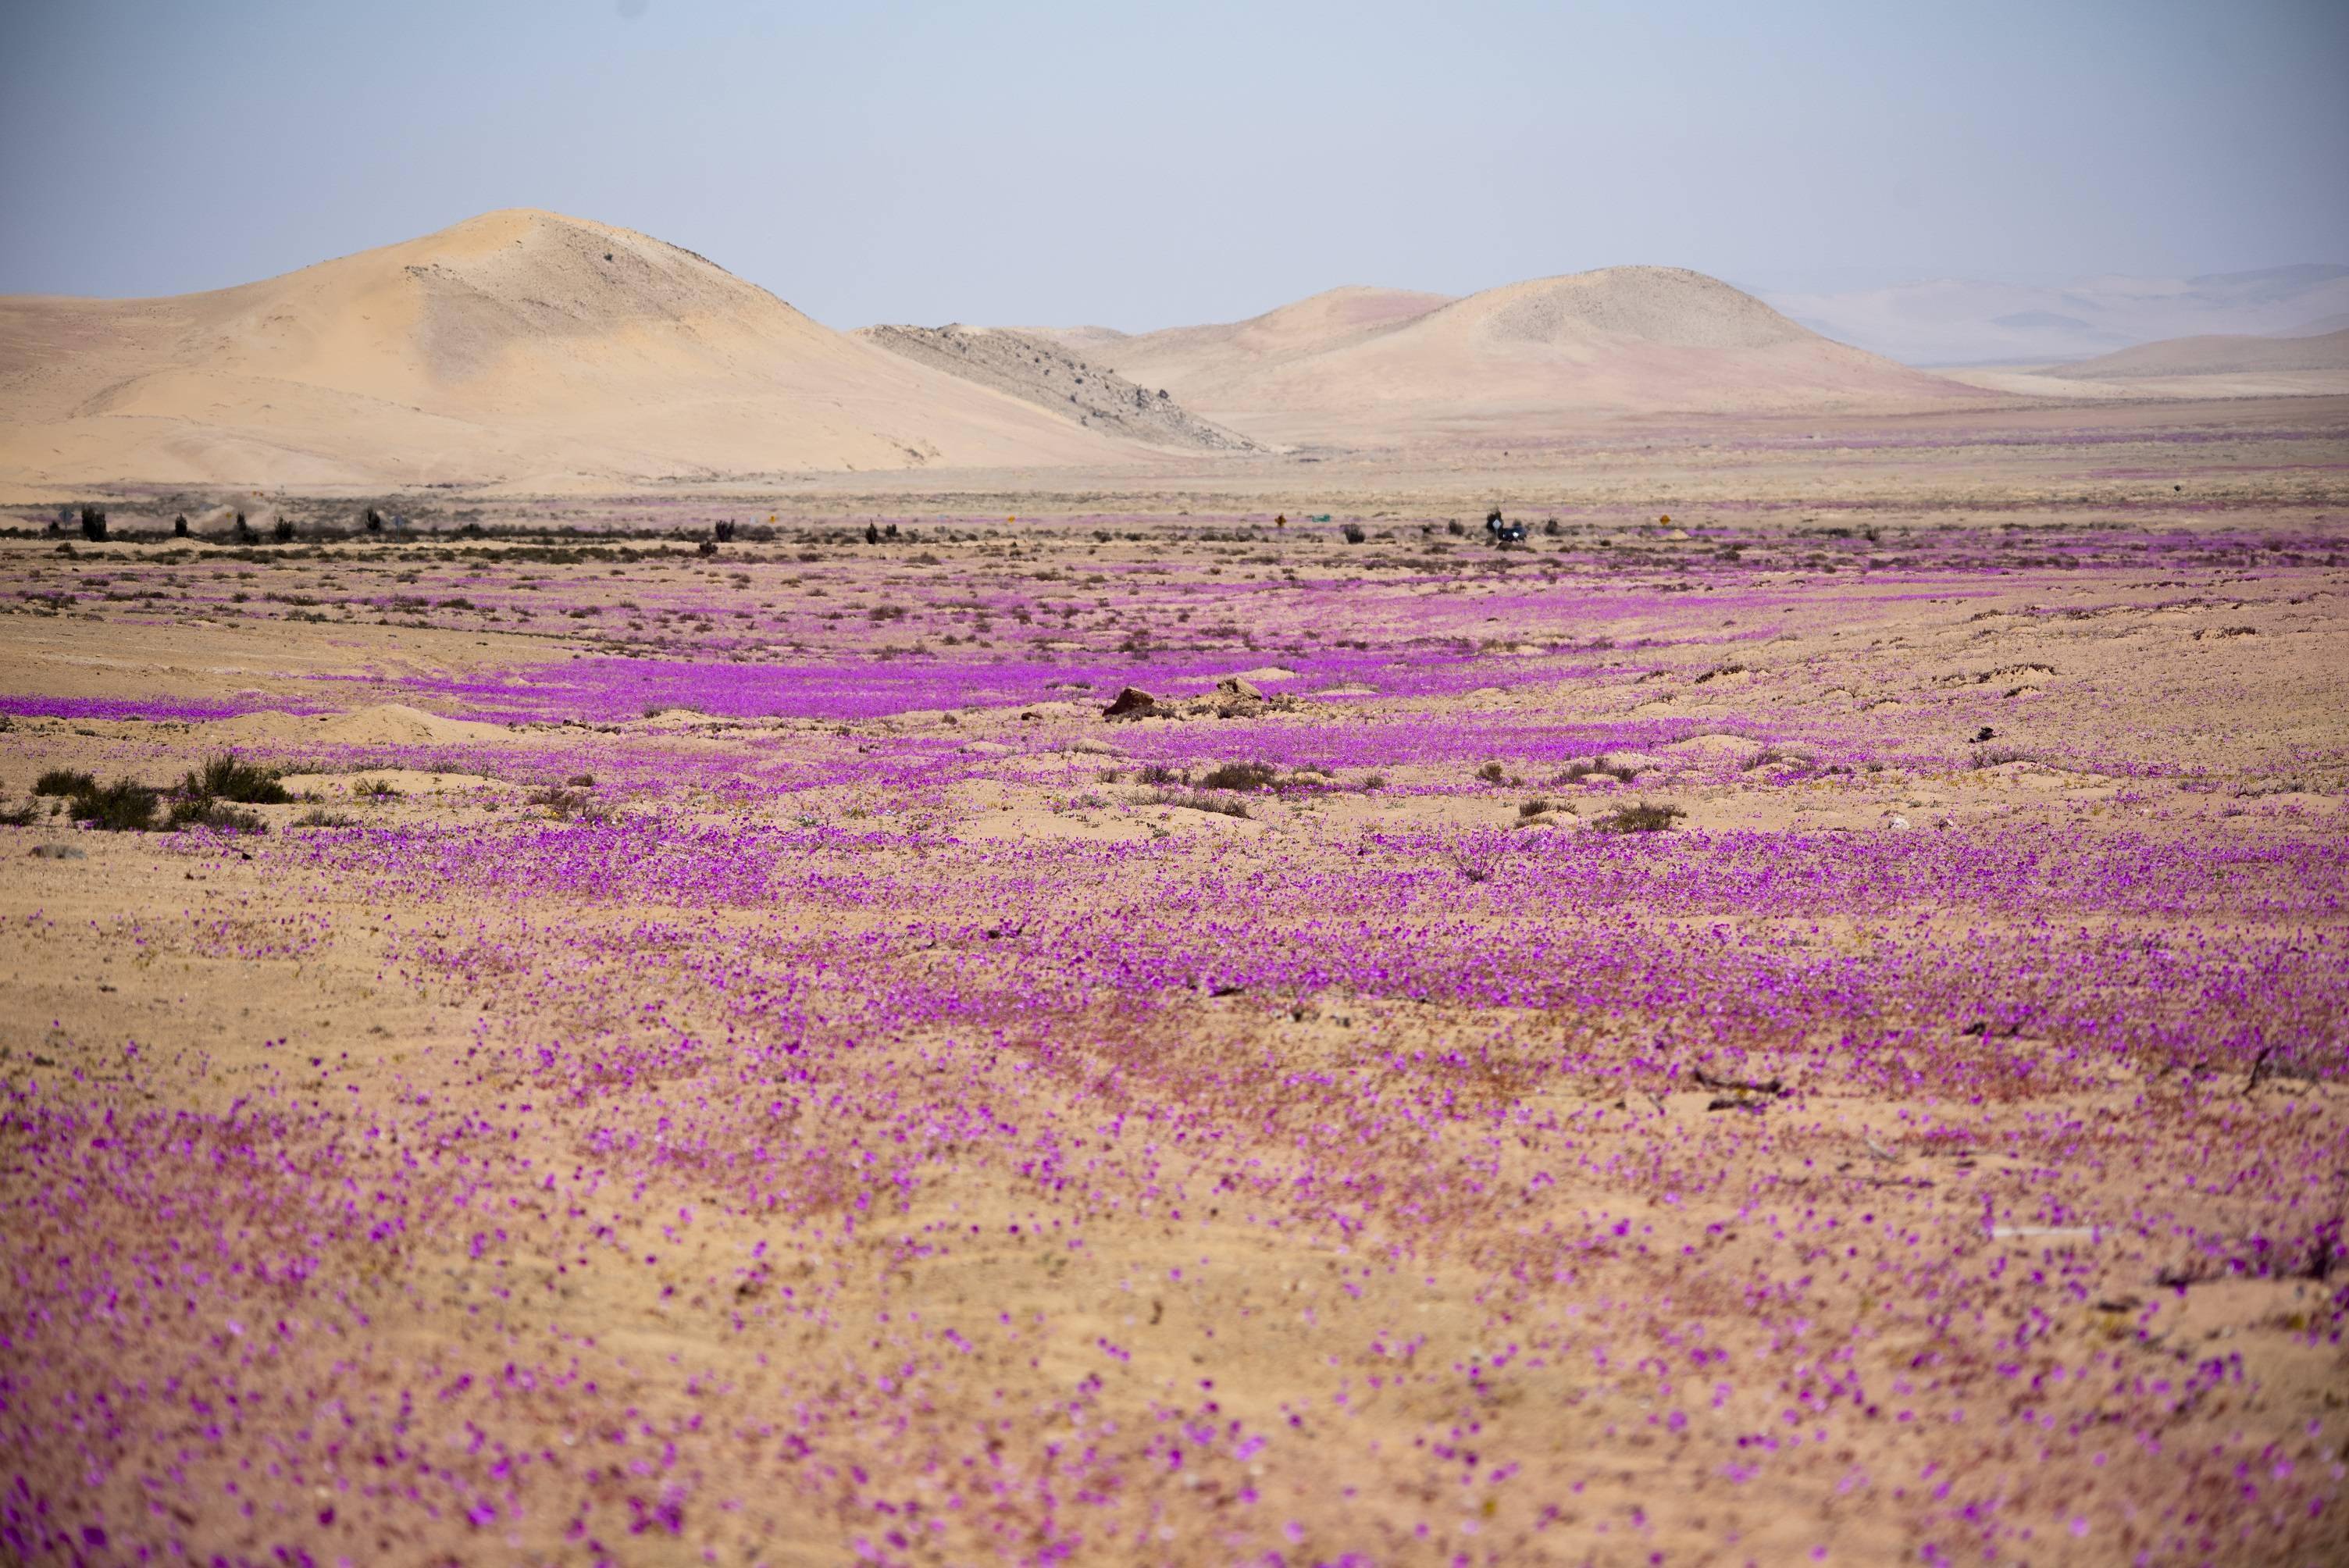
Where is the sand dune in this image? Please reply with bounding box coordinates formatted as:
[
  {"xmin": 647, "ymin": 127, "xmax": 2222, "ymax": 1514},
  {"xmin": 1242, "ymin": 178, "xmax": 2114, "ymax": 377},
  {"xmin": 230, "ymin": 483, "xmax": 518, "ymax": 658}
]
[
  {"xmin": 2048, "ymin": 326, "xmax": 2349, "ymax": 380},
  {"xmin": 1075, "ymin": 268, "xmax": 1971, "ymax": 444},
  {"xmin": 855, "ymin": 324, "xmax": 1256, "ymax": 451},
  {"xmin": 1083, "ymin": 286, "xmax": 1454, "ymax": 397},
  {"xmin": 200, "ymin": 703, "xmax": 514, "ymax": 747},
  {"xmin": 0, "ymin": 209, "xmax": 1153, "ymax": 490}
]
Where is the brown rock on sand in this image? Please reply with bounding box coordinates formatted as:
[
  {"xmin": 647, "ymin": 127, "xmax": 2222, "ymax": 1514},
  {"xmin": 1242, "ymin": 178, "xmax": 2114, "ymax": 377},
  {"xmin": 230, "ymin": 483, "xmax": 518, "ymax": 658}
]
[{"xmin": 1102, "ymin": 686, "xmax": 1158, "ymax": 719}]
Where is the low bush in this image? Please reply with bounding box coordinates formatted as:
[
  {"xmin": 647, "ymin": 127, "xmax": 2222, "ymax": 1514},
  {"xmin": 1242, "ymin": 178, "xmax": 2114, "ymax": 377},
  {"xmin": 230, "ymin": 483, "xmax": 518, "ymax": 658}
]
[
  {"xmin": 1446, "ymin": 830, "xmax": 1515, "ymax": 882},
  {"xmin": 70, "ymin": 779, "xmax": 161, "ymax": 832},
  {"xmin": 529, "ymin": 787, "xmax": 593, "ymax": 821},
  {"xmin": 33, "ymin": 769, "xmax": 96, "ymax": 797},
  {"xmin": 1135, "ymin": 787, "xmax": 1249, "ymax": 819},
  {"xmin": 182, "ymin": 754, "xmax": 289, "ymax": 804},
  {"xmin": 1196, "ymin": 761, "xmax": 1278, "ymax": 793},
  {"xmin": 166, "ymin": 798, "xmax": 266, "ymax": 834},
  {"xmin": 1557, "ymin": 755, "xmax": 1641, "ymax": 785},
  {"xmin": 1595, "ymin": 800, "xmax": 1685, "ymax": 833}
]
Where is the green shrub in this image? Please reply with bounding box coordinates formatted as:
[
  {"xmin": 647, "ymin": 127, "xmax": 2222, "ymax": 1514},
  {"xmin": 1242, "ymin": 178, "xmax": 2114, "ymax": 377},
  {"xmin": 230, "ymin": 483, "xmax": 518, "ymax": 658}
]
[
  {"xmin": 71, "ymin": 780, "xmax": 160, "ymax": 832},
  {"xmin": 167, "ymin": 798, "xmax": 266, "ymax": 834},
  {"xmin": 33, "ymin": 769, "xmax": 95, "ymax": 797},
  {"xmin": 183, "ymin": 754, "xmax": 289, "ymax": 804}
]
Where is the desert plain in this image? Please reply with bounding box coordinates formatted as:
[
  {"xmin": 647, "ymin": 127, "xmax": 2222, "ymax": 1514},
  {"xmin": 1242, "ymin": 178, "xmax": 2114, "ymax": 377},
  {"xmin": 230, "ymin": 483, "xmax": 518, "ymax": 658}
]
[{"xmin": 2, "ymin": 216, "xmax": 2347, "ymax": 1568}]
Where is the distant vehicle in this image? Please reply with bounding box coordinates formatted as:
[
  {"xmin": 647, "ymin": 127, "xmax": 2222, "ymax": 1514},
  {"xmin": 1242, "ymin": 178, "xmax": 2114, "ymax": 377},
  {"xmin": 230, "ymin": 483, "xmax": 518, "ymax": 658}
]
[{"xmin": 1485, "ymin": 508, "xmax": 1527, "ymax": 544}]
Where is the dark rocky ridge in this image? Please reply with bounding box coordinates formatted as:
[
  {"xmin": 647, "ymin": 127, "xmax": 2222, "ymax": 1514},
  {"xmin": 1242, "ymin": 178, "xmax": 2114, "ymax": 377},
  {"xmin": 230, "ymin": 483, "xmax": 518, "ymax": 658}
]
[{"xmin": 857, "ymin": 323, "xmax": 1257, "ymax": 451}]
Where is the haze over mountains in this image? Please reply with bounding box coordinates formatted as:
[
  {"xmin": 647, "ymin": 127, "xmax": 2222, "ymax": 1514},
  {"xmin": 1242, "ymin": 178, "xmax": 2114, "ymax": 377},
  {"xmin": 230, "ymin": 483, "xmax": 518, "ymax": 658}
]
[
  {"xmin": 1930, "ymin": 323, "xmax": 2349, "ymax": 403},
  {"xmin": 1762, "ymin": 265, "xmax": 2349, "ymax": 366},
  {"xmin": 2051, "ymin": 327, "xmax": 2349, "ymax": 380}
]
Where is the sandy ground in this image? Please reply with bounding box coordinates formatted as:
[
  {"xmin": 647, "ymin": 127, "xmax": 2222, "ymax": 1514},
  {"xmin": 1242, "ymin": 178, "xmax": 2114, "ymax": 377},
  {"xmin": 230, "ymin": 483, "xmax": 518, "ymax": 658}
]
[{"xmin": 2, "ymin": 400, "xmax": 2347, "ymax": 1566}]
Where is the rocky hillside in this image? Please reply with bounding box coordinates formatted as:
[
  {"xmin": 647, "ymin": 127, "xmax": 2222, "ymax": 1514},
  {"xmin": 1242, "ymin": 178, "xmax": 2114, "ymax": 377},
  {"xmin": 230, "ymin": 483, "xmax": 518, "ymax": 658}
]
[{"xmin": 857, "ymin": 324, "xmax": 1256, "ymax": 451}]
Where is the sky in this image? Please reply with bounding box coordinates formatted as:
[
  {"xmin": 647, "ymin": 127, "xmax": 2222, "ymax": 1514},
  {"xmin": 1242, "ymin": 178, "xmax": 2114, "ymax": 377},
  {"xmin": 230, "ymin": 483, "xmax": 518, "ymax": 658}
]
[{"xmin": 2, "ymin": 0, "xmax": 2344, "ymax": 330}]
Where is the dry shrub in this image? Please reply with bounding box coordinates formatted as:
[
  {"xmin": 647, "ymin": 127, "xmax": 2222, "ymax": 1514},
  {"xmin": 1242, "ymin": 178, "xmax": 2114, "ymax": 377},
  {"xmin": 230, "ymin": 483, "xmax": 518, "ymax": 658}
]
[{"xmin": 1595, "ymin": 800, "xmax": 1685, "ymax": 833}]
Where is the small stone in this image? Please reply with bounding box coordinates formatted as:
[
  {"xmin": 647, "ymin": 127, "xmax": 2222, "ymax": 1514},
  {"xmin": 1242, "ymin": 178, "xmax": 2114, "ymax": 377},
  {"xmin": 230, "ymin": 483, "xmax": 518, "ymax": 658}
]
[
  {"xmin": 28, "ymin": 844, "xmax": 84, "ymax": 860},
  {"xmin": 1103, "ymin": 687, "xmax": 1158, "ymax": 719},
  {"xmin": 1215, "ymin": 677, "xmax": 1264, "ymax": 701}
]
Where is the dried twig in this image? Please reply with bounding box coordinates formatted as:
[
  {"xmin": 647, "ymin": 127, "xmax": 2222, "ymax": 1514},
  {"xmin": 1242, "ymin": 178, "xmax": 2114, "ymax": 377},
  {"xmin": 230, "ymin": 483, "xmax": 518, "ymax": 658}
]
[
  {"xmin": 2244, "ymin": 1047, "xmax": 2272, "ymax": 1095},
  {"xmin": 1692, "ymin": 1067, "xmax": 1786, "ymax": 1098}
]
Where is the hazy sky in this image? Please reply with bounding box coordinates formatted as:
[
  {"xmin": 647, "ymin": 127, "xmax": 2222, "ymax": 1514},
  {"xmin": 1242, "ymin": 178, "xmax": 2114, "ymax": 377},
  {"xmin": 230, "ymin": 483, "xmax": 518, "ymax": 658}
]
[{"xmin": 3, "ymin": 0, "xmax": 2344, "ymax": 329}]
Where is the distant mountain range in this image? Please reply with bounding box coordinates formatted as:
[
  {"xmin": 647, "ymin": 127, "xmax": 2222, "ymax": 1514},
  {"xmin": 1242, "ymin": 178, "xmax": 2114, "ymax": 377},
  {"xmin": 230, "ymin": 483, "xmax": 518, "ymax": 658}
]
[
  {"xmin": 1022, "ymin": 269, "xmax": 1967, "ymax": 447},
  {"xmin": 1, "ymin": 217, "xmax": 1977, "ymax": 486},
  {"xmin": 7, "ymin": 212, "xmax": 2340, "ymax": 491},
  {"xmin": 1759, "ymin": 265, "xmax": 2349, "ymax": 366}
]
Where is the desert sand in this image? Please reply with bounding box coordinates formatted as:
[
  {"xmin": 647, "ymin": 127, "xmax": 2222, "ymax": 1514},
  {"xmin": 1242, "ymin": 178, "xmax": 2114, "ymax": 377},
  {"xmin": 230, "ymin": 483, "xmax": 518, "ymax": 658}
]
[{"xmin": 3, "ymin": 213, "xmax": 2347, "ymax": 1568}]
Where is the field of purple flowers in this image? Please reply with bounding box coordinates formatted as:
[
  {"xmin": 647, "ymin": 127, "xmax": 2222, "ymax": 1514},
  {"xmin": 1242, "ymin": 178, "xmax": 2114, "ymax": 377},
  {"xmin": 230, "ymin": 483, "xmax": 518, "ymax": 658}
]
[{"xmin": 2, "ymin": 501, "xmax": 2345, "ymax": 1565}]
